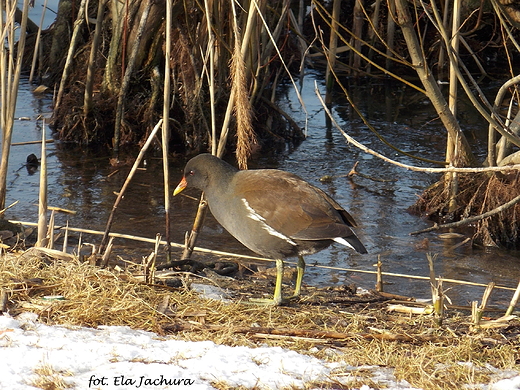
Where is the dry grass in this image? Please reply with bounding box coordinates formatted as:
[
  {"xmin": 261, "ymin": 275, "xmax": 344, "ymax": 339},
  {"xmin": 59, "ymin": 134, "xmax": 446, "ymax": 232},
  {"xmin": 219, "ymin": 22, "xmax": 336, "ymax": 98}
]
[
  {"xmin": 30, "ymin": 364, "xmax": 73, "ymax": 390},
  {"xmin": 1, "ymin": 249, "xmax": 519, "ymax": 390}
]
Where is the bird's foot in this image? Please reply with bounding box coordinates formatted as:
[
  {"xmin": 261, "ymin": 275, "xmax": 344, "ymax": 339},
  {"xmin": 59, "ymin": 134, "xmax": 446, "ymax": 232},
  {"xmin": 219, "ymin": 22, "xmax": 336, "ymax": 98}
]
[
  {"xmin": 248, "ymin": 297, "xmax": 284, "ymax": 306},
  {"xmin": 286, "ymin": 293, "xmax": 302, "ymax": 301},
  {"xmin": 248, "ymin": 294, "xmax": 300, "ymax": 306}
]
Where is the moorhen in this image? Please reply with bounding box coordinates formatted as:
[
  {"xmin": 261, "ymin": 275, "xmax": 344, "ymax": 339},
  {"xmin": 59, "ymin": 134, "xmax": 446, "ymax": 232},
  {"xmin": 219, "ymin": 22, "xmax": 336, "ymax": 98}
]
[{"xmin": 174, "ymin": 154, "xmax": 367, "ymax": 305}]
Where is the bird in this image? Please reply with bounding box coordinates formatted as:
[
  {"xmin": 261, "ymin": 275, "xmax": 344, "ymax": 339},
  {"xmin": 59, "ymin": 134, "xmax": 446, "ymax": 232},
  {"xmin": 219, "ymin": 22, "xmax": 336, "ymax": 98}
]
[{"xmin": 174, "ymin": 154, "xmax": 367, "ymax": 305}]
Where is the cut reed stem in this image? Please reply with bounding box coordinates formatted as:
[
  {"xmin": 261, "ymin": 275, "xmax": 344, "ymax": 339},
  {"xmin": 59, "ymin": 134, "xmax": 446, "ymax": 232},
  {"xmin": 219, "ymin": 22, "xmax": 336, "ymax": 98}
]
[
  {"xmin": 376, "ymin": 255, "xmax": 383, "ymax": 292},
  {"xmin": 36, "ymin": 124, "xmax": 48, "ymax": 247},
  {"xmin": 505, "ymin": 280, "xmax": 520, "ymax": 316}
]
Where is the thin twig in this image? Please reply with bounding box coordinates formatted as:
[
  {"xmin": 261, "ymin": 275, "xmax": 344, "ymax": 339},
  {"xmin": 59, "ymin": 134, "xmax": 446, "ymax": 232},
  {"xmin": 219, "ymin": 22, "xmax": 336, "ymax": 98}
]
[
  {"xmin": 0, "ymin": 200, "xmax": 18, "ymax": 217},
  {"xmin": 315, "ymin": 84, "xmax": 520, "ymax": 174},
  {"xmin": 99, "ymin": 119, "xmax": 163, "ymax": 254}
]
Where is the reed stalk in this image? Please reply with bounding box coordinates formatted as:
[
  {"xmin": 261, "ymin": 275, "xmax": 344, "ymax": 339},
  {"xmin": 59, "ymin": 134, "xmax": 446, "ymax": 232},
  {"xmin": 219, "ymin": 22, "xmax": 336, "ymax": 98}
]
[
  {"xmin": 100, "ymin": 236, "xmax": 114, "ymax": 268},
  {"xmin": 0, "ymin": 288, "xmax": 7, "ymax": 313},
  {"xmin": 162, "ymin": 0, "xmax": 173, "ymax": 260},
  {"xmin": 62, "ymin": 220, "xmax": 69, "ymax": 253},
  {"xmin": 113, "ymin": 0, "xmax": 152, "ymax": 153},
  {"xmin": 376, "ymin": 255, "xmax": 383, "ymax": 292},
  {"xmin": 325, "ymin": 0, "xmax": 341, "ymax": 104},
  {"xmin": 449, "ymin": 0, "xmax": 462, "ymax": 109},
  {"xmin": 0, "ymin": 0, "xmax": 30, "ymax": 211},
  {"xmin": 83, "ymin": 0, "xmax": 106, "ymax": 116},
  {"xmin": 47, "ymin": 209, "xmax": 56, "ymax": 249},
  {"xmin": 143, "ymin": 234, "xmax": 161, "ymax": 283},
  {"xmin": 422, "ymin": 0, "xmax": 520, "ymax": 152},
  {"xmin": 178, "ymin": 0, "xmax": 221, "ymax": 262},
  {"xmin": 36, "ymin": 125, "xmax": 48, "ymax": 247},
  {"xmin": 385, "ymin": 0, "xmax": 396, "ymax": 71},
  {"xmin": 180, "ymin": 195, "xmax": 208, "ymax": 260},
  {"xmin": 55, "ymin": 0, "xmax": 88, "ymax": 111},
  {"xmin": 471, "ymin": 300, "xmax": 479, "ymax": 325},
  {"xmin": 350, "ymin": 0, "xmax": 363, "ymax": 74},
  {"xmin": 77, "ymin": 232, "xmax": 83, "ymax": 257},
  {"xmin": 488, "ymin": 75, "xmax": 520, "ymax": 166},
  {"xmin": 29, "ymin": 0, "xmax": 49, "ymax": 83},
  {"xmin": 0, "ymin": 201, "xmax": 18, "ymax": 218},
  {"xmin": 473, "ymin": 282, "xmax": 496, "ymax": 326},
  {"xmin": 203, "ymin": 0, "xmax": 217, "ymax": 155},
  {"xmin": 435, "ymin": 0, "xmax": 450, "ymax": 79},
  {"xmin": 505, "ymin": 280, "xmax": 520, "ymax": 316},
  {"xmin": 446, "ymin": 0, "xmax": 461, "ymax": 213},
  {"xmin": 393, "ymin": 0, "xmax": 475, "ymax": 167},
  {"xmin": 229, "ymin": 0, "xmax": 256, "ymax": 169},
  {"xmin": 295, "ymin": 0, "xmax": 308, "ymax": 75},
  {"xmin": 427, "ymin": 253, "xmax": 444, "ymax": 325},
  {"xmin": 101, "ymin": 0, "xmax": 126, "ymax": 93},
  {"xmin": 216, "ymin": 0, "xmax": 257, "ymax": 159},
  {"xmin": 99, "ymin": 118, "xmax": 163, "ymax": 254},
  {"xmin": 366, "ymin": 0, "xmax": 381, "ymax": 71}
]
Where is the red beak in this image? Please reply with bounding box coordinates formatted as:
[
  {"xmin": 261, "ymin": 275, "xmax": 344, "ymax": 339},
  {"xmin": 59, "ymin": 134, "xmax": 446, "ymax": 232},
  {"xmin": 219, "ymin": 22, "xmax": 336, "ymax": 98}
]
[{"xmin": 173, "ymin": 176, "xmax": 188, "ymax": 196}]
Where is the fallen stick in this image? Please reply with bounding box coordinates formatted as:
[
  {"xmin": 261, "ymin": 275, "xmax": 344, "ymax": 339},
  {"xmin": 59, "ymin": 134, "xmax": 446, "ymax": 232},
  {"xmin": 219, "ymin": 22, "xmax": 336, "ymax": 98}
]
[{"xmin": 11, "ymin": 139, "xmax": 54, "ymax": 146}]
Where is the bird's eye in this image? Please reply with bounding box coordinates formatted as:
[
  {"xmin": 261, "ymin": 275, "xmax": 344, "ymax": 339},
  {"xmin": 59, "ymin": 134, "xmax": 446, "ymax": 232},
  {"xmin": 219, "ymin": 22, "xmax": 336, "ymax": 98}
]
[{"xmin": 188, "ymin": 170, "xmax": 195, "ymax": 176}]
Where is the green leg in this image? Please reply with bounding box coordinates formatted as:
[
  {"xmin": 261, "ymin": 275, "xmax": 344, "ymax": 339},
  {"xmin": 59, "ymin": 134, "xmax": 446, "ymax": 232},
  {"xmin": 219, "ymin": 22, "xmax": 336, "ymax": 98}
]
[
  {"xmin": 249, "ymin": 259, "xmax": 285, "ymax": 306},
  {"xmin": 292, "ymin": 255, "xmax": 306, "ymax": 297},
  {"xmin": 272, "ymin": 258, "xmax": 284, "ymax": 305}
]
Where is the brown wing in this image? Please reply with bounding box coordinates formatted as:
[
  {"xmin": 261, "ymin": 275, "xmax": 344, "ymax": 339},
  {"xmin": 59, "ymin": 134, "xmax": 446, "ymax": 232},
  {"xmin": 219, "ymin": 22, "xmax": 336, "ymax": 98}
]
[
  {"xmin": 312, "ymin": 186, "xmax": 358, "ymax": 227},
  {"xmin": 233, "ymin": 170, "xmax": 356, "ymax": 241}
]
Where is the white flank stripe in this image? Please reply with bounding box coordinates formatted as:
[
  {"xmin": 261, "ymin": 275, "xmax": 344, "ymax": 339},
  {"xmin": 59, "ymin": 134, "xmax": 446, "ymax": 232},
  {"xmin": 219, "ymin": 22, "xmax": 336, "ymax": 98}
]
[
  {"xmin": 333, "ymin": 237, "xmax": 356, "ymax": 250},
  {"xmin": 242, "ymin": 199, "xmax": 297, "ymax": 245}
]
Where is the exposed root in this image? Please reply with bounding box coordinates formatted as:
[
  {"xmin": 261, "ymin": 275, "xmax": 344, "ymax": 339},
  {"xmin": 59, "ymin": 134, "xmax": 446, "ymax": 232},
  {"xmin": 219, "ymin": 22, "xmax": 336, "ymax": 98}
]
[{"xmin": 411, "ymin": 172, "xmax": 520, "ymax": 248}]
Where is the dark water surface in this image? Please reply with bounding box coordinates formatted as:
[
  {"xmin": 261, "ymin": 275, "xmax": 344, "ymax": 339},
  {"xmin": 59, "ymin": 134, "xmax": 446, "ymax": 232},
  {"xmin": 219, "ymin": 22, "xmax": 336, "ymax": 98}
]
[{"xmin": 3, "ymin": 73, "xmax": 520, "ymax": 308}]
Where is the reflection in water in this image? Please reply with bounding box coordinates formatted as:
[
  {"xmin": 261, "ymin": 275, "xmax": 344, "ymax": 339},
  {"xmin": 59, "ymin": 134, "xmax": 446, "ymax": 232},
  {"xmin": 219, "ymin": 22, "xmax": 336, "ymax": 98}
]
[{"xmin": 2, "ymin": 76, "xmax": 520, "ymax": 307}]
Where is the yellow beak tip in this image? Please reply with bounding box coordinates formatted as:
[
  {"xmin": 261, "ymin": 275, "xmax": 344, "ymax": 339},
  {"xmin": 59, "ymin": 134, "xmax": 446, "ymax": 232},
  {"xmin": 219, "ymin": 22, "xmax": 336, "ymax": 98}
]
[{"xmin": 173, "ymin": 177, "xmax": 188, "ymax": 196}]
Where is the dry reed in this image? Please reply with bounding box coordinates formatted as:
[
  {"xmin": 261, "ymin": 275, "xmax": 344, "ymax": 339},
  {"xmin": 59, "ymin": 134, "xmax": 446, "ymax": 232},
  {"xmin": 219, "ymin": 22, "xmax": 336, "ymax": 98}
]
[{"xmin": 230, "ymin": 29, "xmax": 256, "ymax": 169}]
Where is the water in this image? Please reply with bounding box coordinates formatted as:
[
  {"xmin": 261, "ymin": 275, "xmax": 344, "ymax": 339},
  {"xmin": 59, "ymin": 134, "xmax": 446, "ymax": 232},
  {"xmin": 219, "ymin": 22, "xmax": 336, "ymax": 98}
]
[
  {"xmin": 3, "ymin": 69, "xmax": 520, "ymax": 309},
  {"xmin": 268, "ymin": 75, "xmax": 520, "ymax": 306}
]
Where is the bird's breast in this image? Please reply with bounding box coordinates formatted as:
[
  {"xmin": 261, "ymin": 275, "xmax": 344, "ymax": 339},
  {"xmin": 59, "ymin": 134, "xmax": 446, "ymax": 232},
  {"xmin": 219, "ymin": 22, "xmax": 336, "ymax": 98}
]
[{"xmin": 207, "ymin": 194, "xmax": 297, "ymax": 258}]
